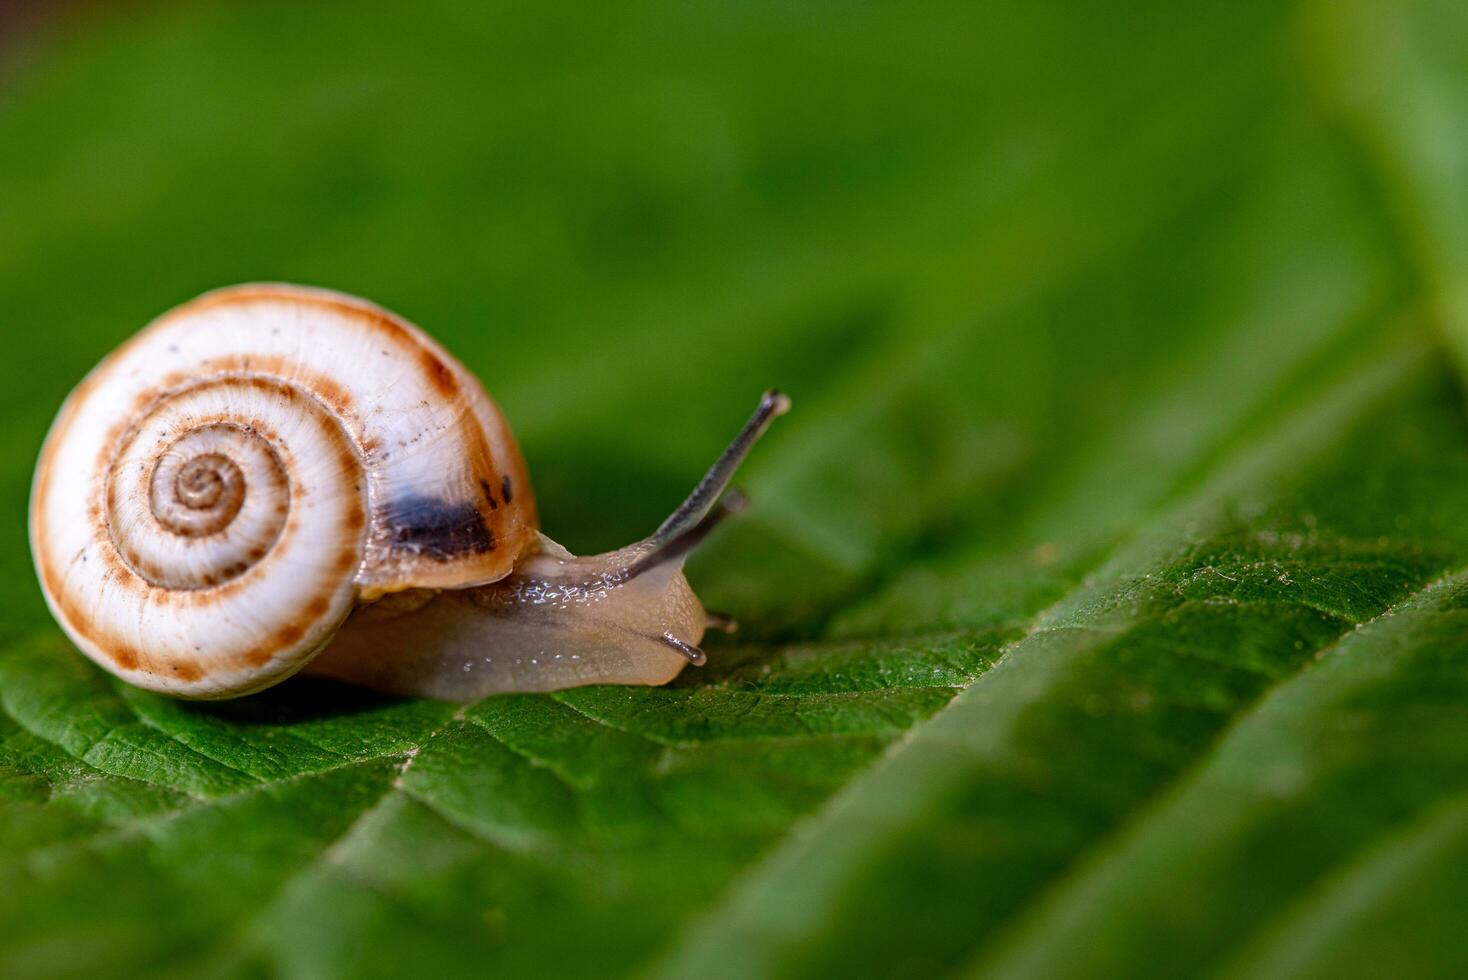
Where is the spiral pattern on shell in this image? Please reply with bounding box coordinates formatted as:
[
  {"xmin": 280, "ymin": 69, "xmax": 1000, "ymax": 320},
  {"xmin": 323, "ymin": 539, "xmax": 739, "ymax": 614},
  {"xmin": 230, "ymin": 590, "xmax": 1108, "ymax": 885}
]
[{"xmin": 31, "ymin": 284, "xmax": 538, "ymax": 698}]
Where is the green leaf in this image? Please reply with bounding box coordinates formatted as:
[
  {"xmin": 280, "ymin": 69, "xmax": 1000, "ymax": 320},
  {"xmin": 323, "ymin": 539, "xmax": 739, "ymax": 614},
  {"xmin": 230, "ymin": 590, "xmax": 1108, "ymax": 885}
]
[{"xmin": 2, "ymin": 1, "xmax": 1467, "ymax": 978}]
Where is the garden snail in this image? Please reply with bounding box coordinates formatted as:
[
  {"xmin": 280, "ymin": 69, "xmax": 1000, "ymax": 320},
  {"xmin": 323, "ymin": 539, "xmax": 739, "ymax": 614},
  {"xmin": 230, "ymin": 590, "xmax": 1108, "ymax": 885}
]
[{"xmin": 30, "ymin": 284, "xmax": 788, "ymax": 701}]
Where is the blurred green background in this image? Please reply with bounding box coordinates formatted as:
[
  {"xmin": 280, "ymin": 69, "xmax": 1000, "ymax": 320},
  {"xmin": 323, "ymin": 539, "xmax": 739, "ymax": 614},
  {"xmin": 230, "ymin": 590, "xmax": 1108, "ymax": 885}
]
[{"xmin": 4, "ymin": 1, "xmax": 1468, "ymax": 978}]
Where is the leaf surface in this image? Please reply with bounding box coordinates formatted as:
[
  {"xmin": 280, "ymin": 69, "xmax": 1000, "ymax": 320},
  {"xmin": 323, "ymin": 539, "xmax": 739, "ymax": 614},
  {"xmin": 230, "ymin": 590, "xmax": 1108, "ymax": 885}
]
[{"xmin": 1, "ymin": 1, "xmax": 1466, "ymax": 977}]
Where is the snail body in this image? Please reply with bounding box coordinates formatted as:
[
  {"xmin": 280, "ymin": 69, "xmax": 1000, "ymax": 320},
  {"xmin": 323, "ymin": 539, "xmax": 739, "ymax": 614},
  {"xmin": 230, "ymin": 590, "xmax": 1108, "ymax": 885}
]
[{"xmin": 30, "ymin": 284, "xmax": 786, "ymax": 700}]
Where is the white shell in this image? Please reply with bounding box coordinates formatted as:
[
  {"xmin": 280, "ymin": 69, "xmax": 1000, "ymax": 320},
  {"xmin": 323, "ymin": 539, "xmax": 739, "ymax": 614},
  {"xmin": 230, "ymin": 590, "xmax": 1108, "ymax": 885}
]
[{"xmin": 30, "ymin": 284, "xmax": 537, "ymax": 698}]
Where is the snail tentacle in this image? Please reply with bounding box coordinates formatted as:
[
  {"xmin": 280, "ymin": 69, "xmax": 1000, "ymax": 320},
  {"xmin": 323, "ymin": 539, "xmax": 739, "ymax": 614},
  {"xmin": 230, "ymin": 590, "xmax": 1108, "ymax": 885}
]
[{"xmin": 651, "ymin": 390, "xmax": 789, "ymax": 546}]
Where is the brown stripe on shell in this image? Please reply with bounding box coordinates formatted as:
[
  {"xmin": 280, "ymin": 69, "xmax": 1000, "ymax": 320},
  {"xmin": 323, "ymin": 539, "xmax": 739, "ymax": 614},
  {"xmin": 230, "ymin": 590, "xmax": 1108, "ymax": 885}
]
[
  {"xmin": 111, "ymin": 645, "xmax": 140, "ymax": 670},
  {"xmin": 154, "ymin": 285, "xmax": 457, "ymax": 410},
  {"xmin": 419, "ymin": 348, "xmax": 460, "ymax": 399},
  {"xmin": 255, "ymin": 624, "xmax": 306, "ymax": 667},
  {"xmin": 154, "ymin": 284, "xmax": 425, "ymax": 352},
  {"xmin": 172, "ymin": 662, "xmax": 203, "ymax": 682},
  {"xmin": 223, "ymin": 442, "xmax": 368, "ymax": 673},
  {"xmin": 50, "ymin": 562, "xmax": 167, "ymax": 676},
  {"xmin": 336, "ymin": 544, "xmax": 363, "ymax": 576},
  {"xmin": 234, "ymin": 553, "xmax": 360, "ymax": 670}
]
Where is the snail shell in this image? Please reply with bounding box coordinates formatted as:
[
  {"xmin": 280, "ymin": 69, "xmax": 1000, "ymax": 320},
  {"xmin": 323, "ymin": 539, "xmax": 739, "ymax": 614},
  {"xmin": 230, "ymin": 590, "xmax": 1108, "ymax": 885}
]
[{"xmin": 31, "ymin": 284, "xmax": 784, "ymax": 701}]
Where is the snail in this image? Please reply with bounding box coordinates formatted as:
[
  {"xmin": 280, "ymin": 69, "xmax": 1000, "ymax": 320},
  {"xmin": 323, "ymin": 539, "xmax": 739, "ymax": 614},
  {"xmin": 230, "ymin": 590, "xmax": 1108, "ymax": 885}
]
[{"xmin": 30, "ymin": 284, "xmax": 788, "ymax": 701}]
